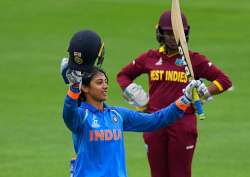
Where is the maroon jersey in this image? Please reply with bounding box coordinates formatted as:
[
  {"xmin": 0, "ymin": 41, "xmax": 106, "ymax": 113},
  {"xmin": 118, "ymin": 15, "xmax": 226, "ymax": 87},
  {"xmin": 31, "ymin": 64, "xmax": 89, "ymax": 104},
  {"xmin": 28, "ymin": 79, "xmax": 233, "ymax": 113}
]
[{"xmin": 117, "ymin": 49, "xmax": 232, "ymax": 114}]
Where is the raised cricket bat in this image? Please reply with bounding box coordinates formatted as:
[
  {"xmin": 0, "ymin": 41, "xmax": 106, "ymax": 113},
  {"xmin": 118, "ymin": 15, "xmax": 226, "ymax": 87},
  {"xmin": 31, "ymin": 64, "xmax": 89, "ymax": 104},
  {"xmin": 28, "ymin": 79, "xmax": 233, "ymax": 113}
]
[{"xmin": 171, "ymin": 0, "xmax": 205, "ymax": 120}]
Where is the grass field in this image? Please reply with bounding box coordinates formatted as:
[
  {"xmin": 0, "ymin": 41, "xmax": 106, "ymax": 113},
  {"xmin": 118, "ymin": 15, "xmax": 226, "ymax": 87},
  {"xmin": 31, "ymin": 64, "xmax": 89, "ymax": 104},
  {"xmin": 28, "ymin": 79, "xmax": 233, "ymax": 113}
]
[{"xmin": 0, "ymin": 0, "xmax": 249, "ymax": 177}]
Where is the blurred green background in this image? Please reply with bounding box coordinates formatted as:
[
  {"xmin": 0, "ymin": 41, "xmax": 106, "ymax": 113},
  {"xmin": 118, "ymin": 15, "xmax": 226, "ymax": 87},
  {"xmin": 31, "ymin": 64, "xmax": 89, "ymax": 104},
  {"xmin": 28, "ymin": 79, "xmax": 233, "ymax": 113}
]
[{"xmin": 0, "ymin": 0, "xmax": 249, "ymax": 176}]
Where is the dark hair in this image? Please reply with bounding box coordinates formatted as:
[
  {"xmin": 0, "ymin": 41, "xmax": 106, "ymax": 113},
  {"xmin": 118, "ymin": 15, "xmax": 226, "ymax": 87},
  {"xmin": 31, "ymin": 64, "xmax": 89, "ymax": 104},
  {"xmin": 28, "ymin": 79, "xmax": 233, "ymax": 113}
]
[{"xmin": 78, "ymin": 66, "xmax": 108, "ymax": 104}]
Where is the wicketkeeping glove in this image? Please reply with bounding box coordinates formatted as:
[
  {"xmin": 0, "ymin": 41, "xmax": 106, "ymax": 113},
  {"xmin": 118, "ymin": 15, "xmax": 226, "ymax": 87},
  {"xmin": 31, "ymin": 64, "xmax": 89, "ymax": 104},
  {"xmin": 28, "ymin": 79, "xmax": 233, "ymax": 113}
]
[{"xmin": 123, "ymin": 83, "xmax": 149, "ymax": 107}]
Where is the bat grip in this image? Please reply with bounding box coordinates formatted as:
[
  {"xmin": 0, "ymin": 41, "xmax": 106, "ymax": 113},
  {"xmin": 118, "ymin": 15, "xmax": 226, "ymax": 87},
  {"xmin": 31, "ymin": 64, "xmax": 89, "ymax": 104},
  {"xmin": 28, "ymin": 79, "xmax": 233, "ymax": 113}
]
[{"xmin": 192, "ymin": 88, "xmax": 205, "ymax": 120}]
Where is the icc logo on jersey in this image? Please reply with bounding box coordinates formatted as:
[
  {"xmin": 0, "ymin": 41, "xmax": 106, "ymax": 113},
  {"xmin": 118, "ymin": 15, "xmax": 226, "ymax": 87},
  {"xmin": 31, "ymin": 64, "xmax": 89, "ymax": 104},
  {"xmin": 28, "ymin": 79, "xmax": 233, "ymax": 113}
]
[{"xmin": 91, "ymin": 115, "xmax": 100, "ymax": 128}]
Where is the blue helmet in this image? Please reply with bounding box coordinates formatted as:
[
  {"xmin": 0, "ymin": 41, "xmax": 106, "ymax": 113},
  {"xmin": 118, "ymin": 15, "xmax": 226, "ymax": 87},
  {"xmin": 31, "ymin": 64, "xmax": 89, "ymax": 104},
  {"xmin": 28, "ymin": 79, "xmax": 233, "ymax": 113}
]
[{"xmin": 68, "ymin": 30, "xmax": 105, "ymax": 71}]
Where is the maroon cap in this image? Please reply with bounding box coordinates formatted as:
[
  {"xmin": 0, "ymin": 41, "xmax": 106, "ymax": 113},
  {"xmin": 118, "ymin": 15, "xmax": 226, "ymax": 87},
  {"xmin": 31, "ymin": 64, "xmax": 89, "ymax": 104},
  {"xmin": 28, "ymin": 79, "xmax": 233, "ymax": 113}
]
[{"xmin": 158, "ymin": 11, "xmax": 189, "ymax": 31}]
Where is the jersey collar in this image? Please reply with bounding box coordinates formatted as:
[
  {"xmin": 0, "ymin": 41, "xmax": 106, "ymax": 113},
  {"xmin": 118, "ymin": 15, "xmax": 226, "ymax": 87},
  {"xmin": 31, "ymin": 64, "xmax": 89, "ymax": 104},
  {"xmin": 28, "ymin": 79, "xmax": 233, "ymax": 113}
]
[
  {"xmin": 80, "ymin": 102, "xmax": 110, "ymax": 112},
  {"xmin": 159, "ymin": 46, "xmax": 179, "ymax": 58}
]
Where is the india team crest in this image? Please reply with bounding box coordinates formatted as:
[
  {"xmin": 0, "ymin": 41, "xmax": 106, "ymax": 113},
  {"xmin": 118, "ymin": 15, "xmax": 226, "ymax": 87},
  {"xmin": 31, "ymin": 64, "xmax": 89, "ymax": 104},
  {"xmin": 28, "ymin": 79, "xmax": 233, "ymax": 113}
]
[
  {"xmin": 73, "ymin": 52, "xmax": 84, "ymax": 64},
  {"xmin": 112, "ymin": 115, "xmax": 118, "ymax": 124}
]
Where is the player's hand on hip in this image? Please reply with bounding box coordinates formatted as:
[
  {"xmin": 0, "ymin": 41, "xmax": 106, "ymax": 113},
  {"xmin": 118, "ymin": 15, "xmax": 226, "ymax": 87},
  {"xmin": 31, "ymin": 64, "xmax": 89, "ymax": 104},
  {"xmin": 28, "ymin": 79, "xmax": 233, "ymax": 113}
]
[
  {"xmin": 60, "ymin": 58, "xmax": 70, "ymax": 84},
  {"xmin": 123, "ymin": 83, "xmax": 149, "ymax": 107},
  {"xmin": 66, "ymin": 69, "xmax": 83, "ymax": 88}
]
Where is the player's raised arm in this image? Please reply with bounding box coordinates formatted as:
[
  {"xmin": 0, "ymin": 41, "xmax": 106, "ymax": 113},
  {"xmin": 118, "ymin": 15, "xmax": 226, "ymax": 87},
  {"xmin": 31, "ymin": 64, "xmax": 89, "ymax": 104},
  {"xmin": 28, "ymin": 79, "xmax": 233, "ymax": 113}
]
[
  {"xmin": 120, "ymin": 80, "xmax": 199, "ymax": 132},
  {"xmin": 63, "ymin": 70, "xmax": 83, "ymax": 133}
]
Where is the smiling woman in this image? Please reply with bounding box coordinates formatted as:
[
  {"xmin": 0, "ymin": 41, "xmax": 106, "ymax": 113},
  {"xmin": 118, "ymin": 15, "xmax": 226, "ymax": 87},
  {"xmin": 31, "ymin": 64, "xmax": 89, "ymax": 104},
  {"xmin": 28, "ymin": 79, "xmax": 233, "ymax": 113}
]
[
  {"xmin": 62, "ymin": 64, "xmax": 201, "ymax": 177},
  {"xmin": 79, "ymin": 67, "xmax": 109, "ymax": 110}
]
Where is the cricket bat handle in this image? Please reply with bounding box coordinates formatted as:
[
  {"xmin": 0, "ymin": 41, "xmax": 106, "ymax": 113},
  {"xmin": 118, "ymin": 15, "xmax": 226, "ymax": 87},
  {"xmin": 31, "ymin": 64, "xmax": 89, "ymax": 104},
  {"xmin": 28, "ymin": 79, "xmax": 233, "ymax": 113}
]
[{"xmin": 192, "ymin": 88, "xmax": 205, "ymax": 120}]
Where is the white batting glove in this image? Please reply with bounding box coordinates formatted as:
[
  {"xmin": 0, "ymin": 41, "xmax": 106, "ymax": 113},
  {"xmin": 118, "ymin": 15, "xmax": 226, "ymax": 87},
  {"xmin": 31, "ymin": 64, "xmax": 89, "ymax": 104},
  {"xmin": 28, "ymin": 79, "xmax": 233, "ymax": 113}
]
[
  {"xmin": 66, "ymin": 69, "xmax": 83, "ymax": 88},
  {"xmin": 196, "ymin": 80, "xmax": 213, "ymax": 103},
  {"xmin": 183, "ymin": 80, "xmax": 198, "ymax": 101},
  {"xmin": 60, "ymin": 58, "xmax": 70, "ymax": 84},
  {"xmin": 123, "ymin": 83, "xmax": 149, "ymax": 107},
  {"xmin": 177, "ymin": 80, "xmax": 199, "ymax": 108}
]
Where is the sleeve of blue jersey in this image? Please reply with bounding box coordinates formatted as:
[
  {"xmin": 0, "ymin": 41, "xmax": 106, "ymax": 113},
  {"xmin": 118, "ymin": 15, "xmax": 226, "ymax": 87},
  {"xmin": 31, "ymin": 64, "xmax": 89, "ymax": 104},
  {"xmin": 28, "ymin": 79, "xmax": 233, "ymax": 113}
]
[
  {"xmin": 63, "ymin": 87, "xmax": 85, "ymax": 133},
  {"xmin": 117, "ymin": 103, "xmax": 184, "ymax": 132}
]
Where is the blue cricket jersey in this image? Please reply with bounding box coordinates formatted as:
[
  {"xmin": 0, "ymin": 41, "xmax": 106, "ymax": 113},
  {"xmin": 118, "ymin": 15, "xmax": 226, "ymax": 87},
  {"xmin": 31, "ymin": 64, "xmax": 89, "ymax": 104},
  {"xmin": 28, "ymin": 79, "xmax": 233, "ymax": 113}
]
[{"xmin": 63, "ymin": 87, "xmax": 185, "ymax": 177}]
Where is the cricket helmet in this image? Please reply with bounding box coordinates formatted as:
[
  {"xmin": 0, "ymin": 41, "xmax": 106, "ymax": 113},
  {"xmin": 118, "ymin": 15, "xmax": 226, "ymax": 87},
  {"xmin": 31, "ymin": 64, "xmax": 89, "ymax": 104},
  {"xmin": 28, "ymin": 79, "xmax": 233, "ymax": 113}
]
[
  {"xmin": 156, "ymin": 10, "xmax": 190, "ymax": 44},
  {"xmin": 68, "ymin": 30, "xmax": 105, "ymax": 71}
]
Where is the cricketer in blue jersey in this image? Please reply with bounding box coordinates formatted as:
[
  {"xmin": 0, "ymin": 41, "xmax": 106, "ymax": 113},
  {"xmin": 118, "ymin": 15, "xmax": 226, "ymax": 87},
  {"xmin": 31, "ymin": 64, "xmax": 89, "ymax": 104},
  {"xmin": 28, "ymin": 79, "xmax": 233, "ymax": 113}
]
[
  {"xmin": 62, "ymin": 66, "xmax": 200, "ymax": 177},
  {"xmin": 61, "ymin": 29, "xmax": 107, "ymax": 177}
]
